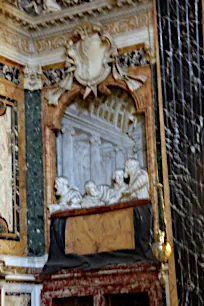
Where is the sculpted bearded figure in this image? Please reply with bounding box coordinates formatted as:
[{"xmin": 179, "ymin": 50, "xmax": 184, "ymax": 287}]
[
  {"xmin": 123, "ymin": 158, "xmax": 149, "ymax": 200},
  {"xmin": 48, "ymin": 177, "xmax": 82, "ymax": 215},
  {"xmin": 108, "ymin": 169, "xmax": 128, "ymax": 204}
]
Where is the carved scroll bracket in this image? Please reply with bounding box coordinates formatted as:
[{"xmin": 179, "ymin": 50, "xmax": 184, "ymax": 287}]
[{"xmin": 45, "ymin": 22, "xmax": 147, "ymax": 106}]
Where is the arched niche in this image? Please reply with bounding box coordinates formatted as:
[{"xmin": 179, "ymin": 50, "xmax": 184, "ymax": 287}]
[
  {"xmin": 43, "ymin": 71, "xmax": 159, "ymax": 251},
  {"xmin": 56, "ymin": 87, "xmax": 147, "ymax": 195}
]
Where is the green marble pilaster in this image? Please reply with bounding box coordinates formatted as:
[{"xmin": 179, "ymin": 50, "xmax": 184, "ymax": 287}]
[{"xmin": 24, "ymin": 90, "xmax": 45, "ymax": 256}]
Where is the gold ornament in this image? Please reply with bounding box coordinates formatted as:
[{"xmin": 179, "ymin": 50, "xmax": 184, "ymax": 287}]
[{"xmin": 152, "ymin": 230, "xmax": 172, "ymax": 263}]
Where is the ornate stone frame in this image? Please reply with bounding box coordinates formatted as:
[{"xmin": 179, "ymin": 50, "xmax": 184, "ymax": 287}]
[
  {"xmin": 0, "ymin": 78, "xmax": 27, "ymax": 255},
  {"xmin": 42, "ymin": 65, "xmax": 159, "ymax": 251}
]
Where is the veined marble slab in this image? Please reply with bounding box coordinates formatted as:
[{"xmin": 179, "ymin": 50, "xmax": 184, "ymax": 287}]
[{"xmin": 0, "ymin": 106, "xmax": 13, "ymax": 232}]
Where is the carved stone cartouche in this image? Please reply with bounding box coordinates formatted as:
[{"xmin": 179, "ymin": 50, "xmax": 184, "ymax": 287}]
[{"xmin": 46, "ymin": 22, "xmax": 147, "ymax": 105}]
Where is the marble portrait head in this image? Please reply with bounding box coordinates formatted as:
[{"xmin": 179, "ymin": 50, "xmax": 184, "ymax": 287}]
[
  {"xmin": 55, "ymin": 177, "xmax": 69, "ymax": 197},
  {"xmin": 112, "ymin": 169, "xmax": 125, "ymax": 188},
  {"xmin": 84, "ymin": 181, "xmax": 100, "ymax": 197},
  {"xmin": 124, "ymin": 158, "xmax": 140, "ymax": 179}
]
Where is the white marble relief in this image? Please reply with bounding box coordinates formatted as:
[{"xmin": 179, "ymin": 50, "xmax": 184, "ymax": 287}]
[
  {"xmin": 0, "ymin": 106, "xmax": 13, "ymax": 232},
  {"xmin": 49, "ymin": 88, "xmax": 149, "ymax": 214},
  {"xmin": 124, "ymin": 158, "xmax": 149, "ymax": 200},
  {"xmin": 49, "ymin": 155, "xmax": 149, "ymax": 214},
  {"xmin": 48, "ymin": 177, "xmax": 82, "ymax": 215}
]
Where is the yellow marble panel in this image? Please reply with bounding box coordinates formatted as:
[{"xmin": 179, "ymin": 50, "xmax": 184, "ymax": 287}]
[{"xmin": 65, "ymin": 208, "xmax": 135, "ymax": 255}]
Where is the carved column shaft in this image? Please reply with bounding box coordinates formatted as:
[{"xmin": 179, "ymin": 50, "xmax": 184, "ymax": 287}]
[
  {"xmin": 115, "ymin": 147, "xmax": 125, "ymax": 169},
  {"xmin": 62, "ymin": 126, "xmax": 75, "ymax": 184},
  {"xmin": 90, "ymin": 135, "xmax": 101, "ymax": 185}
]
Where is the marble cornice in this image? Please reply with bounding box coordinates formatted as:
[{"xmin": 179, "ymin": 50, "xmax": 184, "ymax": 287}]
[
  {"xmin": 0, "ymin": 0, "xmax": 147, "ymax": 34},
  {"xmin": 0, "ymin": 2, "xmax": 153, "ymax": 66}
]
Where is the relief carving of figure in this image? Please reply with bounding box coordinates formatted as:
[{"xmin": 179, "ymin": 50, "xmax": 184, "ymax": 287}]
[
  {"xmin": 81, "ymin": 180, "xmax": 115, "ymax": 208},
  {"xmin": 108, "ymin": 169, "xmax": 128, "ymax": 204},
  {"xmin": 48, "ymin": 177, "xmax": 82, "ymax": 215},
  {"xmin": 123, "ymin": 158, "xmax": 149, "ymax": 199},
  {"xmin": 81, "ymin": 181, "xmax": 106, "ymax": 208}
]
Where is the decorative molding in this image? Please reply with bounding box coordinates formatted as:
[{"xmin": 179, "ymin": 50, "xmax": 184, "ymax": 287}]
[
  {"xmin": 24, "ymin": 65, "xmax": 43, "ymax": 91},
  {"xmin": 0, "ymin": 0, "xmax": 147, "ymax": 34},
  {"xmin": 33, "ymin": 9, "xmax": 152, "ymax": 54},
  {"xmin": 0, "ymin": 254, "xmax": 48, "ymax": 268},
  {"xmin": 6, "ymin": 0, "xmax": 96, "ymax": 16},
  {"xmin": 0, "ymin": 4, "xmax": 153, "ymax": 66}
]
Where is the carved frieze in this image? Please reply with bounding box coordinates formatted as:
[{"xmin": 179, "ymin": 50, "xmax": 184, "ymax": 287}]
[
  {"xmin": 0, "ymin": 0, "xmax": 149, "ymax": 36},
  {"xmin": 4, "ymin": 0, "xmax": 146, "ymax": 16},
  {"xmin": 35, "ymin": 10, "xmax": 152, "ymax": 54}
]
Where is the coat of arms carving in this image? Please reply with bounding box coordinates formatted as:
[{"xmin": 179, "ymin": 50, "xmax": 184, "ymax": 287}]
[{"xmin": 46, "ymin": 22, "xmax": 147, "ymax": 105}]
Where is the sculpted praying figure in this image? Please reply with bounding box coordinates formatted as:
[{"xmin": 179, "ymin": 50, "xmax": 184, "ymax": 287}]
[
  {"xmin": 48, "ymin": 177, "xmax": 82, "ymax": 215},
  {"xmin": 123, "ymin": 158, "xmax": 149, "ymax": 200}
]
